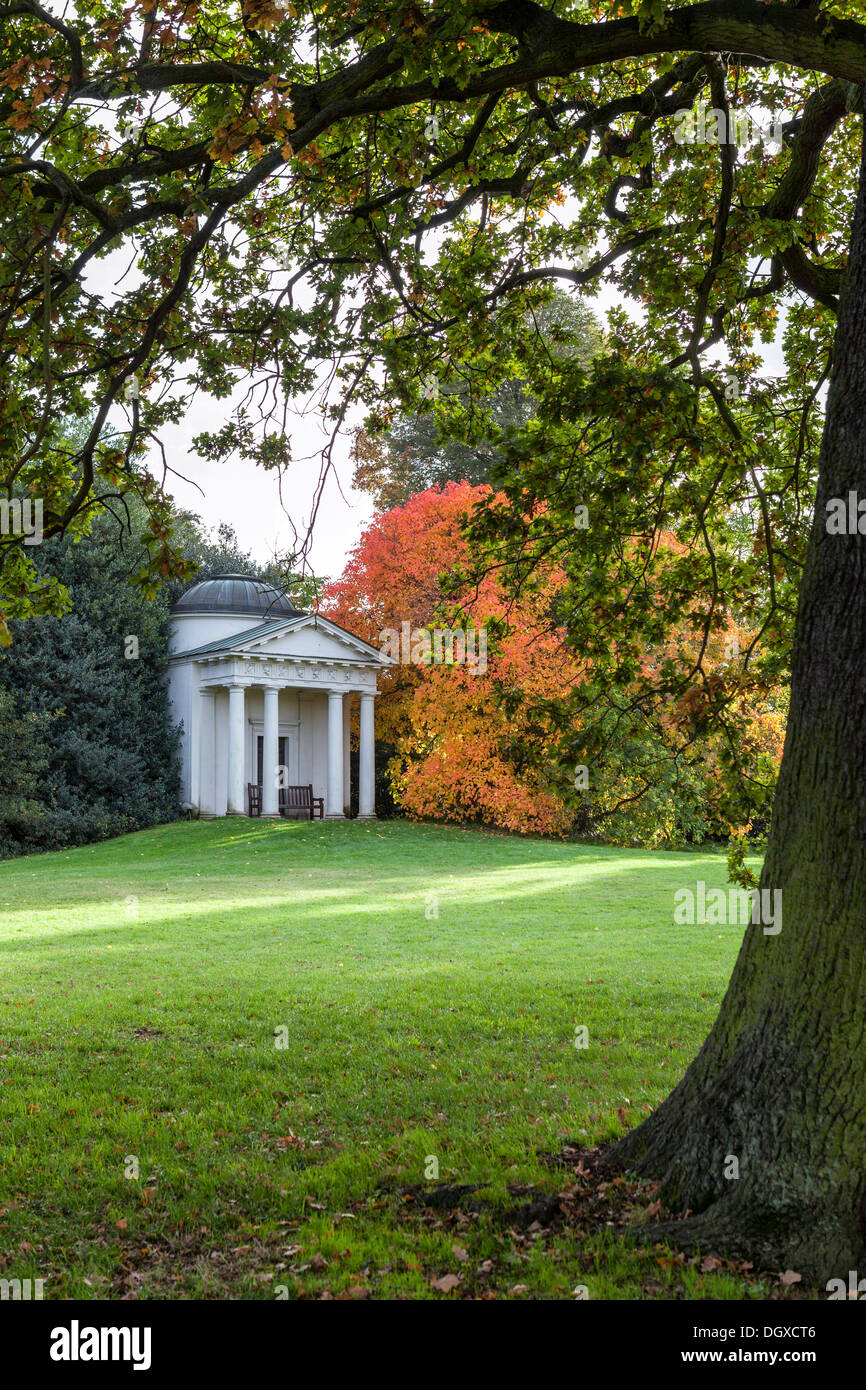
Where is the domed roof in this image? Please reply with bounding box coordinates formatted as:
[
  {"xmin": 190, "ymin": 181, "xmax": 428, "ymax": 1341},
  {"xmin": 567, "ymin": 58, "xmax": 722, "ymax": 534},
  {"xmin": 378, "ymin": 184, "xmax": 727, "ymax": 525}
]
[{"xmin": 171, "ymin": 573, "xmax": 303, "ymax": 620}]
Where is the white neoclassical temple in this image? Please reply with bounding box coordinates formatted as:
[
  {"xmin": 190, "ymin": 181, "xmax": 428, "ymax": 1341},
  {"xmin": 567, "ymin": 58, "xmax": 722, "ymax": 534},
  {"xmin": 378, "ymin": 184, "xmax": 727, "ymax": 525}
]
[{"xmin": 167, "ymin": 574, "xmax": 389, "ymax": 819}]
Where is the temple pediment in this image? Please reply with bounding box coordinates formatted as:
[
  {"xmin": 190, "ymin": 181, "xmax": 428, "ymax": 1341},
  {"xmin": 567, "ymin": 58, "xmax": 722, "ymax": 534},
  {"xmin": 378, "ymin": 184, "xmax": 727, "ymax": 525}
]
[{"xmin": 170, "ymin": 613, "xmax": 388, "ymax": 668}]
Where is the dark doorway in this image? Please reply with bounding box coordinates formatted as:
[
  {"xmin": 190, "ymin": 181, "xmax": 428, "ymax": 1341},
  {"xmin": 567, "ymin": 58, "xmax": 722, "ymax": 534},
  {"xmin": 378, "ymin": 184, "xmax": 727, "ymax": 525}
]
[{"xmin": 257, "ymin": 735, "xmax": 287, "ymax": 785}]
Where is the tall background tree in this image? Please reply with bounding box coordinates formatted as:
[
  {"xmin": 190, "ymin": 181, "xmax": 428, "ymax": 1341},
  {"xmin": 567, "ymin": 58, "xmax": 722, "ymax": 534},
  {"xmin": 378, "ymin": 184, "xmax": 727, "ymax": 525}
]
[
  {"xmin": 0, "ymin": 688, "xmax": 53, "ymax": 855},
  {"xmin": 352, "ymin": 291, "xmax": 603, "ymax": 508},
  {"xmin": 0, "ymin": 498, "xmax": 182, "ymax": 852},
  {"xmin": 3, "ymin": 0, "xmax": 866, "ymax": 1277}
]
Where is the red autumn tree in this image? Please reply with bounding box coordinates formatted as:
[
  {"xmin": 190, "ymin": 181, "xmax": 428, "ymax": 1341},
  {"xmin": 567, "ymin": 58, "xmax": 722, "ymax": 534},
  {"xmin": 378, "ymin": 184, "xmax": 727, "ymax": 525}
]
[{"xmin": 324, "ymin": 481, "xmax": 579, "ymax": 833}]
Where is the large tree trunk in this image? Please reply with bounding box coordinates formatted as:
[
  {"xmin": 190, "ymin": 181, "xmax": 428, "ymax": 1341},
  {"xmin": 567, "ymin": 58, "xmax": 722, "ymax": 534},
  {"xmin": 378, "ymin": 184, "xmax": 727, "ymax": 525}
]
[{"xmin": 613, "ymin": 106, "xmax": 866, "ymax": 1286}]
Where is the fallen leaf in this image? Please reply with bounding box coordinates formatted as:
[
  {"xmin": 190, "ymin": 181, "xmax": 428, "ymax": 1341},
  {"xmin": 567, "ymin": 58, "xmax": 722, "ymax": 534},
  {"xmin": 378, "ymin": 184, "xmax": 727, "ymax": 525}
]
[{"xmin": 430, "ymin": 1273, "xmax": 461, "ymax": 1293}]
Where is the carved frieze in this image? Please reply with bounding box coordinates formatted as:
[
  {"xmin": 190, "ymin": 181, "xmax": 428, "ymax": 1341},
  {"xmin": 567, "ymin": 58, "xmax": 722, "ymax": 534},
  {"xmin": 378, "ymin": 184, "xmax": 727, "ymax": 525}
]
[{"xmin": 198, "ymin": 654, "xmax": 376, "ymax": 690}]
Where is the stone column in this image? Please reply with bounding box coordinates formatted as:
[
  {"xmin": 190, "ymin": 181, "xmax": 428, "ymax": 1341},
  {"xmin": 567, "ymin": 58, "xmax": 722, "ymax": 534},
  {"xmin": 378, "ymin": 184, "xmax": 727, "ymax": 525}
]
[
  {"xmin": 198, "ymin": 686, "xmax": 216, "ymax": 818},
  {"xmin": 190, "ymin": 683, "xmax": 202, "ymax": 811},
  {"xmin": 326, "ymin": 688, "xmax": 344, "ymax": 819},
  {"xmin": 227, "ymin": 682, "xmax": 248, "ymax": 815},
  {"xmin": 358, "ymin": 691, "xmax": 376, "ymax": 819},
  {"xmin": 262, "ymin": 685, "xmax": 280, "ymax": 818},
  {"xmin": 342, "ymin": 692, "xmax": 352, "ymax": 817}
]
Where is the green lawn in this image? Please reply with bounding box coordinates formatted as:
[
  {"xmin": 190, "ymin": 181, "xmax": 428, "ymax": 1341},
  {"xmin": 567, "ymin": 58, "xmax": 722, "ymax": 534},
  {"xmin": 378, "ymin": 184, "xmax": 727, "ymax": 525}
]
[{"xmin": 0, "ymin": 818, "xmax": 796, "ymax": 1300}]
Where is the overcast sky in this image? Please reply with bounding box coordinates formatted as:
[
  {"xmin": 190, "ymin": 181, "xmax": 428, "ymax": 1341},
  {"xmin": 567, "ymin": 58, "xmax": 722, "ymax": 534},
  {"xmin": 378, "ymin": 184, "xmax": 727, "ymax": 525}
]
[
  {"xmin": 143, "ymin": 389, "xmax": 374, "ymax": 583},
  {"xmin": 142, "ymin": 275, "xmax": 787, "ymax": 587}
]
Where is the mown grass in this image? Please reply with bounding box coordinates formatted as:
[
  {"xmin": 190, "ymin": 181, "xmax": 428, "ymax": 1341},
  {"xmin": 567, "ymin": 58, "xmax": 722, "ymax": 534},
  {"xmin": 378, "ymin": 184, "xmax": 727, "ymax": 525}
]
[{"xmin": 0, "ymin": 818, "xmax": 797, "ymax": 1300}]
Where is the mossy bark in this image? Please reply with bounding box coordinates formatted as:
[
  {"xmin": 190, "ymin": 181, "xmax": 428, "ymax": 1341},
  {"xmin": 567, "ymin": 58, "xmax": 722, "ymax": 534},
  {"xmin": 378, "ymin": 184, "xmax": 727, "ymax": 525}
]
[{"xmin": 613, "ymin": 102, "xmax": 866, "ymax": 1286}]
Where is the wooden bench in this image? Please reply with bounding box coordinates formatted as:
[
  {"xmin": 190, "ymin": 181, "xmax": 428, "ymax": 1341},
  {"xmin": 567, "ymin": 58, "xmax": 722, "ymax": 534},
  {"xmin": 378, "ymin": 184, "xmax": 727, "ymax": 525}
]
[
  {"xmin": 247, "ymin": 782, "xmax": 324, "ymax": 820},
  {"xmin": 280, "ymin": 784, "xmax": 324, "ymax": 820}
]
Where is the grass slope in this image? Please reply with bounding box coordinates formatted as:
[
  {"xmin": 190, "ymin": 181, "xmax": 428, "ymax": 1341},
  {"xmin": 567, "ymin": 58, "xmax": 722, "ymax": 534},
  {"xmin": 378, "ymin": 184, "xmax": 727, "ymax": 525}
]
[{"xmin": 0, "ymin": 819, "xmax": 791, "ymax": 1300}]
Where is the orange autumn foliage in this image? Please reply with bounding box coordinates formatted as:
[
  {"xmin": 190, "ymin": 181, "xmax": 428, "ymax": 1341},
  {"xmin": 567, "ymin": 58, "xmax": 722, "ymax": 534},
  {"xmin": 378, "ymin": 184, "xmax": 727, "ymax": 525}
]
[{"xmin": 323, "ymin": 481, "xmax": 579, "ymax": 833}]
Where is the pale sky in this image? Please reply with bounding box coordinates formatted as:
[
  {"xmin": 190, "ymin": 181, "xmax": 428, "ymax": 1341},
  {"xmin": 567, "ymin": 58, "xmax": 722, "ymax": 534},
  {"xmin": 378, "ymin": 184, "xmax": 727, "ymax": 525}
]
[{"xmin": 143, "ymin": 392, "xmax": 373, "ymax": 584}]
